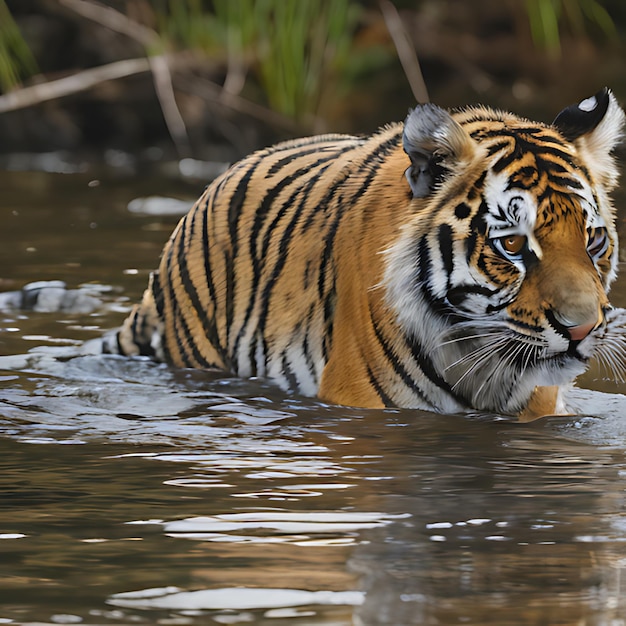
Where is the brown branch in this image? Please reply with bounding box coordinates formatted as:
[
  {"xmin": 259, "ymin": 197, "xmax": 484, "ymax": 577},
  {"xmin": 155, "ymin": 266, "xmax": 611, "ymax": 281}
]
[
  {"xmin": 379, "ymin": 0, "xmax": 430, "ymax": 104},
  {"xmin": 0, "ymin": 57, "xmax": 152, "ymax": 114},
  {"xmin": 174, "ymin": 74, "xmax": 299, "ymax": 134},
  {"xmin": 56, "ymin": 0, "xmax": 190, "ymax": 156},
  {"xmin": 147, "ymin": 54, "xmax": 190, "ymax": 156},
  {"xmin": 57, "ymin": 0, "xmax": 158, "ymax": 47},
  {"xmin": 0, "ymin": 56, "xmax": 299, "ymax": 136}
]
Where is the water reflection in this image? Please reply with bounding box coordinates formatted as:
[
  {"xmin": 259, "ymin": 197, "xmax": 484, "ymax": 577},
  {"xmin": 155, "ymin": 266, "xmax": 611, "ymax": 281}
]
[
  {"xmin": 1, "ymin": 170, "xmax": 626, "ymax": 624},
  {"xmin": 109, "ymin": 586, "xmax": 365, "ymax": 612},
  {"xmin": 1, "ymin": 350, "xmax": 625, "ymax": 624}
]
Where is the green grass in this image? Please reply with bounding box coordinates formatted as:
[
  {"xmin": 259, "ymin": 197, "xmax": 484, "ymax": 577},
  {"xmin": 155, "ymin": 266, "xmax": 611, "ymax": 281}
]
[
  {"xmin": 155, "ymin": 0, "xmax": 358, "ymax": 122},
  {"xmin": 525, "ymin": 0, "xmax": 617, "ymax": 58},
  {"xmin": 0, "ymin": 0, "xmax": 37, "ymax": 92}
]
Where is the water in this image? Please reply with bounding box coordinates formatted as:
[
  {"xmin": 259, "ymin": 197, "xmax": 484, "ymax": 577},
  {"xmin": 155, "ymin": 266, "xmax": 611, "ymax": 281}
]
[{"xmin": 1, "ymin": 168, "xmax": 626, "ymax": 625}]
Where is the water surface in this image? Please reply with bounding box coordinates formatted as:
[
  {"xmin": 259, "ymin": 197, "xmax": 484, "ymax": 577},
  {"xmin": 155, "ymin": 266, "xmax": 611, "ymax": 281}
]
[{"xmin": 1, "ymin": 169, "xmax": 626, "ymax": 625}]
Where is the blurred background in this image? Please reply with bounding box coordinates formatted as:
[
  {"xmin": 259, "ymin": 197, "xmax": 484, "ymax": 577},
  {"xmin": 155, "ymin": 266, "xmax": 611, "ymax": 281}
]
[{"xmin": 1, "ymin": 0, "xmax": 625, "ymax": 168}]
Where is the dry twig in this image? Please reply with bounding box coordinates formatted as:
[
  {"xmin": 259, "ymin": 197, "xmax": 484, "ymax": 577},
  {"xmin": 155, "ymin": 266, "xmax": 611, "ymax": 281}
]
[
  {"xmin": 379, "ymin": 0, "xmax": 429, "ymax": 104},
  {"xmin": 174, "ymin": 74, "xmax": 299, "ymax": 134},
  {"xmin": 57, "ymin": 0, "xmax": 190, "ymax": 156},
  {"xmin": 0, "ymin": 57, "xmax": 152, "ymax": 113}
]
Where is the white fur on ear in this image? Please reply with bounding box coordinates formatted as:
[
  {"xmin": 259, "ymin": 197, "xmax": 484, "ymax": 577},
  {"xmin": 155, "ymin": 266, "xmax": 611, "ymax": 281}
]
[
  {"xmin": 580, "ymin": 90, "xmax": 625, "ymax": 188},
  {"xmin": 554, "ymin": 88, "xmax": 626, "ymax": 188},
  {"xmin": 403, "ymin": 104, "xmax": 476, "ymax": 197}
]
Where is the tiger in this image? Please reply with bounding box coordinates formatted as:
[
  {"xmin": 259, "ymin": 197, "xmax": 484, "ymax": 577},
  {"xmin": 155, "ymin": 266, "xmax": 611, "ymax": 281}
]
[{"xmin": 103, "ymin": 87, "xmax": 626, "ymax": 419}]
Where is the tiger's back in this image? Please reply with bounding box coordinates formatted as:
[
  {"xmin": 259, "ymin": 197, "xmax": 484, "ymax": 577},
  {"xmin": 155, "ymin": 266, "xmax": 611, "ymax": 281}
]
[
  {"xmin": 110, "ymin": 89, "xmax": 626, "ymax": 417},
  {"xmin": 116, "ymin": 127, "xmax": 412, "ymax": 398}
]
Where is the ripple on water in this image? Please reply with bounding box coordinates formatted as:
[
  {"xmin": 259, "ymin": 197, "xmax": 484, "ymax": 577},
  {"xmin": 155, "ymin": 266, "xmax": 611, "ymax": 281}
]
[
  {"xmin": 108, "ymin": 586, "xmax": 365, "ymax": 611},
  {"xmin": 145, "ymin": 510, "xmax": 411, "ymax": 546},
  {"xmin": 3, "ymin": 341, "xmax": 626, "ymax": 625}
]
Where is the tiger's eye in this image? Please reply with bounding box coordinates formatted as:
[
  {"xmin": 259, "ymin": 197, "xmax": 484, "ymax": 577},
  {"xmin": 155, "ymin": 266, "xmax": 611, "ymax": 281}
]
[{"xmin": 501, "ymin": 235, "xmax": 526, "ymax": 255}]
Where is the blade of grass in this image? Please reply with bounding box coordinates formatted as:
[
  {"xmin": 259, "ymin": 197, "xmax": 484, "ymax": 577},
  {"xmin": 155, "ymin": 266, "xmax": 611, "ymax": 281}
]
[{"xmin": 0, "ymin": 0, "xmax": 38, "ymax": 92}]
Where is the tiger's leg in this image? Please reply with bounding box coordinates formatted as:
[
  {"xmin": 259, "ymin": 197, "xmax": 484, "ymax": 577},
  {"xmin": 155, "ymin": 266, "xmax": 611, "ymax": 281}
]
[{"xmin": 102, "ymin": 271, "xmax": 165, "ymax": 361}]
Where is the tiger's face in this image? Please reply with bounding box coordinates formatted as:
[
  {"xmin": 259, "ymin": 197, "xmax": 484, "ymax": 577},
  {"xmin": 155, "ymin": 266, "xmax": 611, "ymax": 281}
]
[{"xmin": 385, "ymin": 89, "xmax": 626, "ymax": 415}]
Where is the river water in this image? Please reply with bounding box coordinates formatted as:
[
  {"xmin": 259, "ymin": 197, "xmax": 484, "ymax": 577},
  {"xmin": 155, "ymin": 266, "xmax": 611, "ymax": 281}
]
[{"xmin": 1, "ymin": 166, "xmax": 626, "ymax": 625}]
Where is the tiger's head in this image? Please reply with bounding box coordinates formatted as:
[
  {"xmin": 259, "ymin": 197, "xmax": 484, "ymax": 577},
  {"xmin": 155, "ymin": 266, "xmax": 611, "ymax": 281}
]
[{"xmin": 384, "ymin": 88, "xmax": 626, "ymax": 416}]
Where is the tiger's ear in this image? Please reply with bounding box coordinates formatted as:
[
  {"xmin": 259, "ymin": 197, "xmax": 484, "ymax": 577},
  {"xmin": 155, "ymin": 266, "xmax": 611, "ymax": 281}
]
[
  {"xmin": 553, "ymin": 88, "xmax": 626, "ymax": 188},
  {"xmin": 403, "ymin": 103, "xmax": 476, "ymax": 198}
]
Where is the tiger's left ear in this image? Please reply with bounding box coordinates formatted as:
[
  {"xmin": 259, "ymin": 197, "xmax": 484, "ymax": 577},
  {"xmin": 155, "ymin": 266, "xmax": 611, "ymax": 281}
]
[
  {"xmin": 403, "ymin": 103, "xmax": 476, "ymax": 198},
  {"xmin": 553, "ymin": 88, "xmax": 626, "ymax": 189}
]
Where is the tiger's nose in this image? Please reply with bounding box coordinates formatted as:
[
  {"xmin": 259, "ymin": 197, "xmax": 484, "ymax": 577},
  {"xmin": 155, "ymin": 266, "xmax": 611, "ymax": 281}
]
[
  {"xmin": 552, "ymin": 310, "xmax": 602, "ymax": 341},
  {"xmin": 564, "ymin": 319, "xmax": 596, "ymax": 341}
]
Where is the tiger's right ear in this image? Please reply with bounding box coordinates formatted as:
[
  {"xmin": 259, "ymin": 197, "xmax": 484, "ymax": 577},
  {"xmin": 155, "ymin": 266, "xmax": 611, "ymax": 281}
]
[
  {"xmin": 553, "ymin": 88, "xmax": 626, "ymax": 189},
  {"xmin": 403, "ymin": 104, "xmax": 476, "ymax": 198}
]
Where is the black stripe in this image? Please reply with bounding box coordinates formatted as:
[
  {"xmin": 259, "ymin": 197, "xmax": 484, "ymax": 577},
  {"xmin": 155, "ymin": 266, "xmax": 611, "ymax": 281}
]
[
  {"xmin": 141, "ymin": 268, "xmax": 168, "ymax": 361},
  {"xmin": 465, "ymin": 199, "xmax": 488, "ymax": 264},
  {"xmin": 179, "ymin": 307, "xmax": 212, "ymax": 369},
  {"xmin": 200, "ymin": 188, "xmax": 229, "ymax": 363},
  {"xmin": 137, "ymin": 310, "xmax": 156, "ymax": 357},
  {"xmin": 199, "ymin": 192, "xmax": 219, "ymax": 309},
  {"xmin": 266, "ymin": 140, "xmax": 357, "ymax": 177},
  {"xmin": 247, "ymin": 329, "xmax": 259, "ymax": 376},
  {"xmin": 163, "ymin": 228, "xmax": 209, "ymax": 368},
  {"xmin": 495, "ymin": 146, "xmax": 575, "ymax": 175},
  {"xmin": 318, "ymin": 132, "xmax": 403, "ymax": 301},
  {"xmin": 160, "ymin": 257, "xmax": 190, "ymax": 367},
  {"xmin": 267, "ymin": 147, "xmax": 322, "ymax": 177},
  {"xmin": 486, "ymin": 299, "xmax": 512, "ymax": 314},
  {"xmin": 224, "ymin": 159, "xmax": 263, "ymax": 333},
  {"xmin": 484, "ymin": 140, "xmax": 511, "ymax": 155},
  {"xmin": 302, "ymin": 305, "xmax": 320, "ymax": 385},
  {"xmin": 371, "ymin": 317, "xmax": 429, "ymax": 404},
  {"xmin": 112, "ymin": 330, "xmax": 123, "ymax": 355},
  {"xmin": 228, "ymin": 164, "xmax": 255, "ymax": 246},
  {"xmin": 255, "ymin": 186, "xmax": 315, "ymax": 343},
  {"xmin": 476, "ymin": 125, "xmax": 567, "ymax": 141},
  {"xmin": 407, "ymin": 336, "xmax": 468, "ymax": 407},
  {"xmin": 416, "ymin": 235, "xmax": 463, "ymax": 320},
  {"xmin": 322, "ymin": 287, "xmax": 336, "ymax": 361},
  {"xmin": 438, "ymin": 224, "xmax": 454, "ymax": 285},
  {"xmin": 233, "ymin": 160, "xmax": 335, "ymax": 362},
  {"xmin": 471, "ymin": 202, "xmax": 488, "ymax": 236},
  {"xmin": 249, "ymin": 165, "xmax": 317, "ymax": 275},
  {"xmin": 280, "ymin": 352, "xmax": 300, "ymax": 392},
  {"xmin": 130, "ymin": 306, "xmax": 141, "ymax": 346},
  {"xmin": 176, "ymin": 205, "xmax": 224, "ymax": 366},
  {"xmin": 417, "ymin": 234, "xmax": 432, "ymax": 284},
  {"xmin": 259, "ymin": 154, "xmax": 346, "ymax": 261},
  {"xmin": 151, "ymin": 270, "xmax": 164, "ymax": 318},
  {"xmin": 545, "ymin": 174, "xmax": 583, "ymax": 190},
  {"xmin": 172, "ymin": 312, "xmax": 193, "ymax": 368},
  {"xmin": 127, "ymin": 307, "xmax": 156, "ymax": 358},
  {"xmin": 365, "ymin": 362, "xmax": 395, "ymax": 408},
  {"xmin": 301, "ymin": 333, "xmax": 317, "ymax": 387},
  {"xmin": 302, "ymin": 173, "xmax": 349, "ymax": 234},
  {"xmin": 477, "ymin": 251, "xmax": 513, "ymax": 287},
  {"xmin": 446, "ymin": 283, "xmax": 497, "ymax": 305}
]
